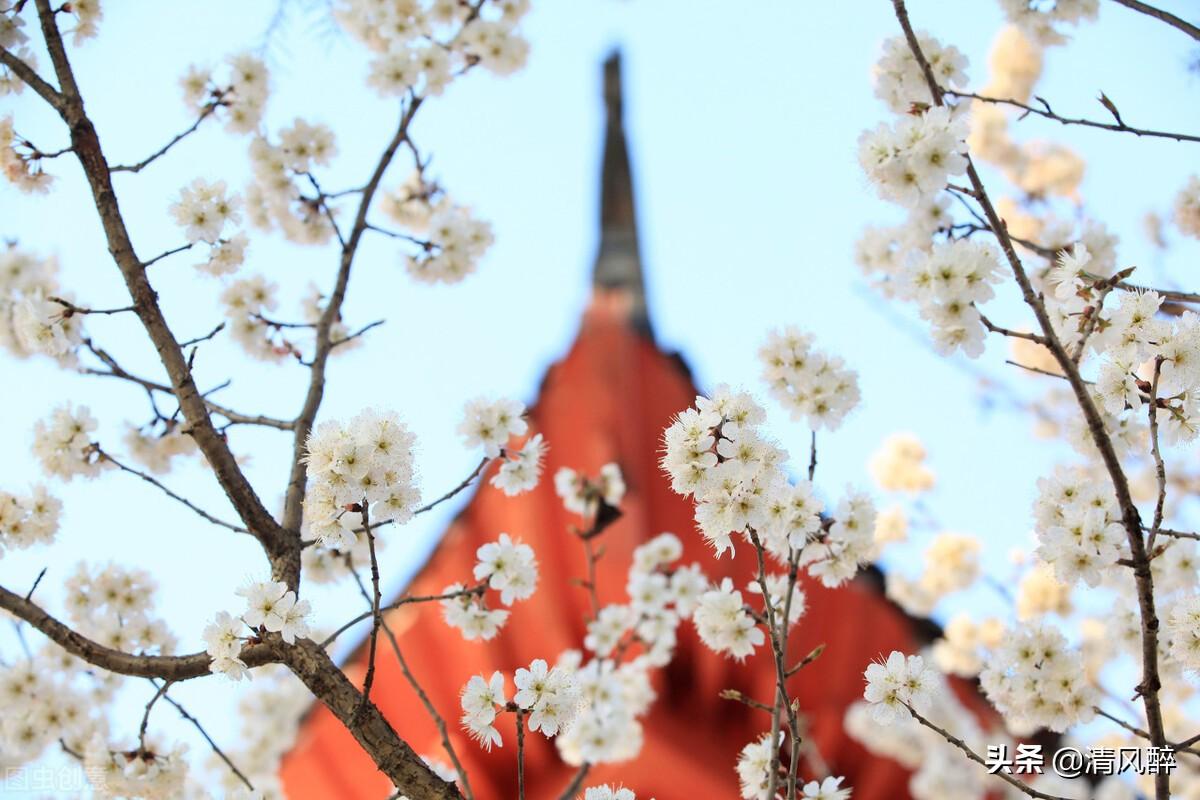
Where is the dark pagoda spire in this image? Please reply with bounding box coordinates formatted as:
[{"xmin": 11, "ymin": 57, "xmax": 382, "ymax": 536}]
[{"xmin": 592, "ymin": 51, "xmax": 651, "ymax": 336}]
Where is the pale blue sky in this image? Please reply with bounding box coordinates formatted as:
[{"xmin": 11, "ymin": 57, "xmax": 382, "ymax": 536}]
[{"xmin": 2, "ymin": 0, "xmax": 1199, "ymax": 794}]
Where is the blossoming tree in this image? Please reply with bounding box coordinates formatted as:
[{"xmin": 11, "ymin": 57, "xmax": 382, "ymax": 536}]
[{"xmin": 2, "ymin": 0, "xmax": 1200, "ymax": 799}]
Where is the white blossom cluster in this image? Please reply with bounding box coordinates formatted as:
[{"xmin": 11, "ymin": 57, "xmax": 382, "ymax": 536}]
[
  {"xmin": 244, "ymin": 123, "xmax": 340, "ymax": 247},
  {"xmin": 0, "ymin": 247, "xmax": 82, "ymax": 362},
  {"xmin": 1032, "ymin": 466, "xmax": 1126, "ymax": 587},
  {"xmin": 404, "ymin": 202, "xmax": 496, "ymax": 285},
  {"xmin": 217, "ymin": 275, "xmax": 287, "ymax": 361},
  {"xmin": 858, "ymin": 106, "xmax": 968, "ymax": 210},
  {"xmin": 998, "ymin": 0, "xmax": 1098, "ymax": 46},
  {"xmin": 582, "ymin": 787, "xmax": 636, "ymax": 800},
  {"xmin": 441, "ymin": 533, "xmax": 539, "ymax": 640},
  {"xmin": 83, "ymin": 736, "xmax": 189, "ymax": 800},
  {"xmin": 458, "ymin": 396, "xmax": 528, "ymax": 457},
  {"xmin": 0, "ymin": 644, "xmax": 106, "ymax": 773},
  {"xmin": 336, "ymin": 0, "xmax": 531, "ymax": 98},
  {"xmin": 179, "ymin": 52, "xmax": 270, "ymax": 135},
  {"xmin": 491, "ymin": 433, "xmax": 546, "ymax": 496},
  {"xmin": 555, "ymin": 462, "xmax": 626, "ymax": 517},
  {"xmin": 302, "ymin": 408, "xmax": 421, "ymax": 549},
  {"xmin": 862, "ymin": 650, "xmax": 938, "ymax": 724},
  {"xmin": 33, "ymin": 404, "xmax": 105, "ymax": 480},
  {"xmin": 557, "ymin": 533, "xmax": 703, "ymax": 765},
  {"xmin": 459, "ymin": 658, "xmax": 580, "ymax": 750},
  {"xmin": 867, "ymin": 432, "xmax": 935, "ymax": 492},
  {"xmin": 885, "ymin": 531, "xmax": 982, "ymax": 617},
  {"xmin": 693, "ymin": 578, "xmax": 765, "ymax": 661},
  {"xmin": 735, "ymin": 731, "xmax": 782, "ymax": 800},
  {"xmin": 0, "ymin": 6, "xmax": 36, "ymax": 97},
  {"xmin": 0, "ymin": 483, "xmax": 59, "ymax": 555},
  {"xmin": 64, "ymin": 562, "xmax": 177, "ymax": 658},
  {"xmin": 873, "ymin": 32, "xmax": 967, "ymax": 114},
  {"xmin": 978, "ymin": 623, "xmax": 1097, "ymax": 733},
  {"xmin": 660, "ymin": 379, "xmax": 875, "ymax": 585},
  {"xmin": 846, "ymin": 676, "xmax": 1000, "ymax": 800},
  {"xmin": 204, "ymin": 581, "xmax": 312, "ymax": 680},
  {"xmin": 121, "ymin": 422, "xmax": 197, "ymax": 476},
  {"xmin": 1, "ymin": 114, "xmax": 52, "ymax": 193},
  {"xmin": 758, "ymin": 327, "xmax": 861, "ymax": 430}
]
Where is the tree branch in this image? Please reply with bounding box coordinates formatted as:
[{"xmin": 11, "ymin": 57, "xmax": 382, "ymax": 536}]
[
  {"xmin": 1108, "ymin": 0, "xmax": 1200, "ymax": 41},
  {"xmin": 891, "ymin": 2, "xmax": 1171, "ymax": 797},
  {"xmin": 0, "ymin": 583, "xmax": 274, "ymax": 680}
]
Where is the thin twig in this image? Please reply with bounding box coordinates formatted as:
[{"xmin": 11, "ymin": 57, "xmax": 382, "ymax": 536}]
[
  {"xmin": 945, "ymin": 89, "xmax": 1200, "ymax": 144},
  {"xmin": 515, "ymin": 708, "xmax": 526, "ymax": 800},
  {"xmin": 1108, "ymin": 0, "xmax": 1200, "ymax": 42},
  {"xmin": 1147, "ymin": 357, "xmax": 1167, "ymax": 554},
  {"xmin": 358, "ymin": 506, "xmax": 383, "ymax": 707},
  {"xmin": 95, "ymin": 447, "xmax": 249, "ymax": 534},
  {"xmin": 151, "ymin": 679, "xmax": 255, "ymax": 790},
  {"xmin": 141, "ymin": 242, "xmax": 196, "ymax": 268},
  {"xmin": 138, "ymin": 680, "xmax": 174, "ymax": 750},
  {"xmin": 555, "ymin": 764, "xmax": 592, "ymax": 800},
  {"xmin": 905, "ymin": 705, "xmax": 1074, "ymax": 800},
  {"xmin": 111, "ymin": 98, "xmax": 224, "ymax": 174}
]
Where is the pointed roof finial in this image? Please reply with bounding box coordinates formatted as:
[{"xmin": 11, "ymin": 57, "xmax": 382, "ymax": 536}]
[{"xmin": 593, "ymin": 51, "xmax": 651, "ymax": 336}]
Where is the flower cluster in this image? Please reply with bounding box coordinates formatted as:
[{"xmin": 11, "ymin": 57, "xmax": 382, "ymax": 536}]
[
  {"xmin": 0, "ymin": 484, "xmax": 59, "ymax": 555},
  {"xmin": 169, "ymin": 178, "xmax": 240, "ymax": 244},
  {"xmin": 1166, "ymin": 595, "xmax": 1200, "ymax": 669},
  {"xmin": 868, "ymin": 432, "xmax": 935, "ymax": 492},
  {"xmin": 862, "ymin": 650, "xmax": 938, "ymax": 723},
  {"xmin": 218, "ymin": 275, "xmax": 288, "ymax": 361},
  {"xmin": 556, "ymin": 534, "xmax": 701, "ymax": 766},
  {"xmin": 555, "ymin": 462, "xmax": 626, "ymax": 517},
  {"xmin": 121, "ymin": 422, "xmax": 197, "ymax": 475},
  {"xmin": 205, "ymin": 581, "xmax": 312, "ymax": 680},
  {"xmin": 693, "ymin": 578, "xmax": 764, "ymax": 661},
  {"xmin": 905, "ymin": 239, "xmax": 1005, "ymax": 358},
  {"xmin": 1, "ymin": 114, "xmax": 53, "ymax": 193},
  {"xmin": 1176, "ymin": 175, "xmax": 1200, "ymax": 240},
  {"xmin": 442, "ymin": 532, "xmax": 539, "ymax": 640},
  {"xmin": 979, "ymin": 624, "xmax": 1096, "ymax": 733},
  {"xmin": 0, "ymin": 11, "xmax": 35, "ymax": 97},
  {"xmin": 583, "ymin": 787, "xmax": 636, "ymax": 800},
  {"xmin": 473, "ymin": 532, "xmax": 538, "ymax": 606},
  {"xmin": 84, "ymin": 737, "xmax": 189, "ymax": 800},
  {"xmin": 1032, "ymin": 466, "xmax": 1125, "ymax": 587},
  {"xmin": 490, "ymin": 433, "xmax": 546, "ymax": 496},
  {"xmin": 998, "ymin": 0, "xmax": 1098, "ymax": 46},
  {"xmin": 33, "ymin": 404, "xmax": 104, "ymax": 480},
  {"xmin": 661, "ymin": 388, "xmax": 877, "ymax": 583},
  {"xmin": 64, "ymin": 562, "xmax": 176, "ymax": 658},
  {"xmin": 759, "ymin": 327, "xmax": 861, "ymax": 430},
  {"xmin": 404, "ymin": 202, "xmax": 495, "ymax": 285},
  {"xmin": 336, "ymin": 0, "xmax": 531, "ymax": 98},
  {"xmin": 0, "ymin": 247, "xmax": 81, "ymax": 362},
  {"xmin": 303, "ymin": 408, "xmax": 421, "ymax": 549},
  {"xmin": 858, "ymin": 106, "xmax": 968, "ymax": 210},
  {"xmin": 459, "ymin": 671, "xmax": 507, "ymax": 750},
  {"xmin": 179, "ymin": 53, "xmax": 269, "ymax": 135},
  {"xmin": 513, "ymin": 658, "xmax": 582, "ymax": 736},
  {"xmin": 735, "ymin": 732, "xmax": 782, "ymax": 800},
  {"xmin": 244, "ymin": 125, "xmax": 339, "ymax": 246},
  {"xmin": 873, "ymin": 32, "xmax": 967, "ymax": 114},
  {"xmin": 458, "ymin": 396, "xmax": 527, "ymax": 457}
]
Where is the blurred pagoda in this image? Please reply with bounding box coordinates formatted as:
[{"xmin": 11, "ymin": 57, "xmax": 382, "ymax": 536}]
[{"xmin": 280, "ymin": 53, "xmax": 992, "ymax": 800}]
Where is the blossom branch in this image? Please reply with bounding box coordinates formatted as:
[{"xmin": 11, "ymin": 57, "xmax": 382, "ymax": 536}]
[
  {"xmin": 27, "ymin": 0, "xmax": 288, "ymax": 570},
  {"xmin": 891, "ymin": 2, "xmax": 1172, "ymax": 797},
  {"xmin": 282, "ymin": 94, "xmax": 426, "ymax": 587},
  {"xmin": 0, "ymin": 583, "xmax": 274, "ymax": 680}
]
